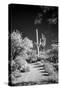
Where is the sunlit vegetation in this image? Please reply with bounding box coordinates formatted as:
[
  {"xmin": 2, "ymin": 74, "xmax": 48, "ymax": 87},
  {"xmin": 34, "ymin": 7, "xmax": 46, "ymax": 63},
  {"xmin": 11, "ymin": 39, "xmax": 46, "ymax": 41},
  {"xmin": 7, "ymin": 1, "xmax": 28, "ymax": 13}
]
[{"xmin": 9, "ymin": 30, "xmax": 58, "ymax": 85}]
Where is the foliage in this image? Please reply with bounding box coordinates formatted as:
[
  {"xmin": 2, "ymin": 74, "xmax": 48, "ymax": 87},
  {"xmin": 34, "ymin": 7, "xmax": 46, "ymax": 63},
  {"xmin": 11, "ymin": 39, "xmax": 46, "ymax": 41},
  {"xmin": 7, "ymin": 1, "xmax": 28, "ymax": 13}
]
[
  {"xmin": 10, "ymin": 30, "xmax": 34, "ymax": 76},
  {"xmin": 9, "ymin": 30, "xmax": 58, "ymax": 84}
]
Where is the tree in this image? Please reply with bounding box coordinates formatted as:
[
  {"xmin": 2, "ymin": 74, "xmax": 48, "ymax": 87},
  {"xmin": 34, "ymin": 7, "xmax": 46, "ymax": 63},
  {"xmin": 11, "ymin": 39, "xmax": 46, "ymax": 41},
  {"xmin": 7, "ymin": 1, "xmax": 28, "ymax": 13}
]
[
  {"xmin": 11, "ymin": 30, "xmax": 23, "ymax": 60},
  {"xmin": 22, "ymin": 37, "xmax": 33, "ymax": 51},
  {"xmin": 20, "ymin": 38, "xmax": 34, "ymax": 64},
  {"xmin": 10, "ymin": 30, "xmax": 34, "ymax": 73}
]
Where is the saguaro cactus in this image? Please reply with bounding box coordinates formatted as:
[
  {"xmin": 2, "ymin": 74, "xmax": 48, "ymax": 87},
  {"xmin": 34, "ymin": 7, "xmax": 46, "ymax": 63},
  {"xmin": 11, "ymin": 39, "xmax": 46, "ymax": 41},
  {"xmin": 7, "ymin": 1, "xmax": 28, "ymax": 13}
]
[
  {"xmin": 36, "ymin": 29, "xmax": 46, "ymax": 58},
  {"xmin": 36, "ymin": 29, "xmax": 40, "ymax": 58}
]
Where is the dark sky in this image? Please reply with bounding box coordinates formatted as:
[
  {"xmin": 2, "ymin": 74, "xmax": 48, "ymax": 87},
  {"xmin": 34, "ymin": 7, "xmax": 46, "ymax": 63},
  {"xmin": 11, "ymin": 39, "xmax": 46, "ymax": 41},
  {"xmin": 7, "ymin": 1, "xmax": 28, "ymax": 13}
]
[{"xmin": 9, "ymin": 4, "xmax": 58, "ymax": 49}]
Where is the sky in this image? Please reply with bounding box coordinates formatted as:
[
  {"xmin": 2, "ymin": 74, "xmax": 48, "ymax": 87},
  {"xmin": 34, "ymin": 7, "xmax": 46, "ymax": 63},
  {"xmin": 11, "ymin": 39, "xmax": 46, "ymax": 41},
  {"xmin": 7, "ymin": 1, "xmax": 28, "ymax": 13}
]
[{"xmin": 9, "ymin": 4, "xmax": 58, "ymax": 49}]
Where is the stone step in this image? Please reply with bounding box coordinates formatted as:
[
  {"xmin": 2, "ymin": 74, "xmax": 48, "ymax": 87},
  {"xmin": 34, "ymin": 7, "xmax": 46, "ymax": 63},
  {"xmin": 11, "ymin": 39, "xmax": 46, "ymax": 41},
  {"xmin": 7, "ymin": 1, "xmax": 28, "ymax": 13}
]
[
  {"xmin": 42, "ymin": 73, "xmax": 49, "ymax": 76},
  {"xmin": 32, "ymin": 62, "xmax": 44, "ymax": 66},
  {"xmin": 38, "ymin": 67, "xmax": 44, "ymax": 69},
  {"xmin": 39, "ymin": 69, "xmax": 45, "ymax": 72},
  {"xmin": 36, "ymin": 63, "xmax": 44, "ymax": 65},
  {"xmin": 38, "ymin": 68, "xmax": 45, "ymax": 70},
  {"xmin": 39, "ymin": 70, "xmax": 48, "ymax": 73},
  {"xmin": 33, "ymin": 63, "xmax": 44, "ymax": 66},
  {"xmin": 33, "ymin": 65, "xmax": 44, "ymax": 68}
]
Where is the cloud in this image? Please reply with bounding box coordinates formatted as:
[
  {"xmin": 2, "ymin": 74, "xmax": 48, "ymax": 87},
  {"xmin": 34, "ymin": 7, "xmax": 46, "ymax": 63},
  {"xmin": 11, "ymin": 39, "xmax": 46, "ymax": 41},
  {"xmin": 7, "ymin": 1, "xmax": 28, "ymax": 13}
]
[
  {"xmin": 48, "ymin": 17, "xmax": 57, "ymax": 24},
  {"xmin": 34, "ymin": 19, "xmax": 42, "ymax": 24},
  {"xmin": 40, "ymin": 6, "xmax": 55, "ymax": 13},
  {"xmin": 34, "ymin": 13, "xmax": 43, "ymax": 24}
]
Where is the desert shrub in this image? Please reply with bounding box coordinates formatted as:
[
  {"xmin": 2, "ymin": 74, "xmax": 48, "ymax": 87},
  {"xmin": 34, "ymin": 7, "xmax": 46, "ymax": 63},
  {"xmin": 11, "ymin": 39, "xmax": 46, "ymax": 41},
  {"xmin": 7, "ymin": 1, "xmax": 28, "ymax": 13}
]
[{"xmin": 10, "ymin": 30, "xmax": 34, "ymax": 80}]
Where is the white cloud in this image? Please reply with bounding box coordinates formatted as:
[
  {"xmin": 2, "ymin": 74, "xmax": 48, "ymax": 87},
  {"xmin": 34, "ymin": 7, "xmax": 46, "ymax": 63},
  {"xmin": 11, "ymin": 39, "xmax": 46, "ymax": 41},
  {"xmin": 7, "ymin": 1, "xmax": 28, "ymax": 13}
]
[{"xmin": 48, "ymin": 17, "xmax": 57, "ymax": 24}]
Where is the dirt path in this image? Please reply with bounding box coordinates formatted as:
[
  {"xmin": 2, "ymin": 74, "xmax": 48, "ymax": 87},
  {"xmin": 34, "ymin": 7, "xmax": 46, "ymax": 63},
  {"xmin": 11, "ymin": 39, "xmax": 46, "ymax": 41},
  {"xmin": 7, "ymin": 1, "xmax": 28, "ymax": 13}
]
[{"xmin": 12, "ymin": 61, "xmax": 49, "ymax": 84}]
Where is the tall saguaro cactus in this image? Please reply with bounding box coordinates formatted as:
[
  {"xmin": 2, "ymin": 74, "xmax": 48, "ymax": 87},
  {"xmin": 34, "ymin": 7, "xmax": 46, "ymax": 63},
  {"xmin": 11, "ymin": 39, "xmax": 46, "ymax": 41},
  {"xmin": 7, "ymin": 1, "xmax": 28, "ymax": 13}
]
[
  {"xmin": 36, "ymin": 29, "xmax": 40, "ymax": 58},
  {"xmin": 36, "ymin": 29, "xmax": 46, "ymax": 58}
]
